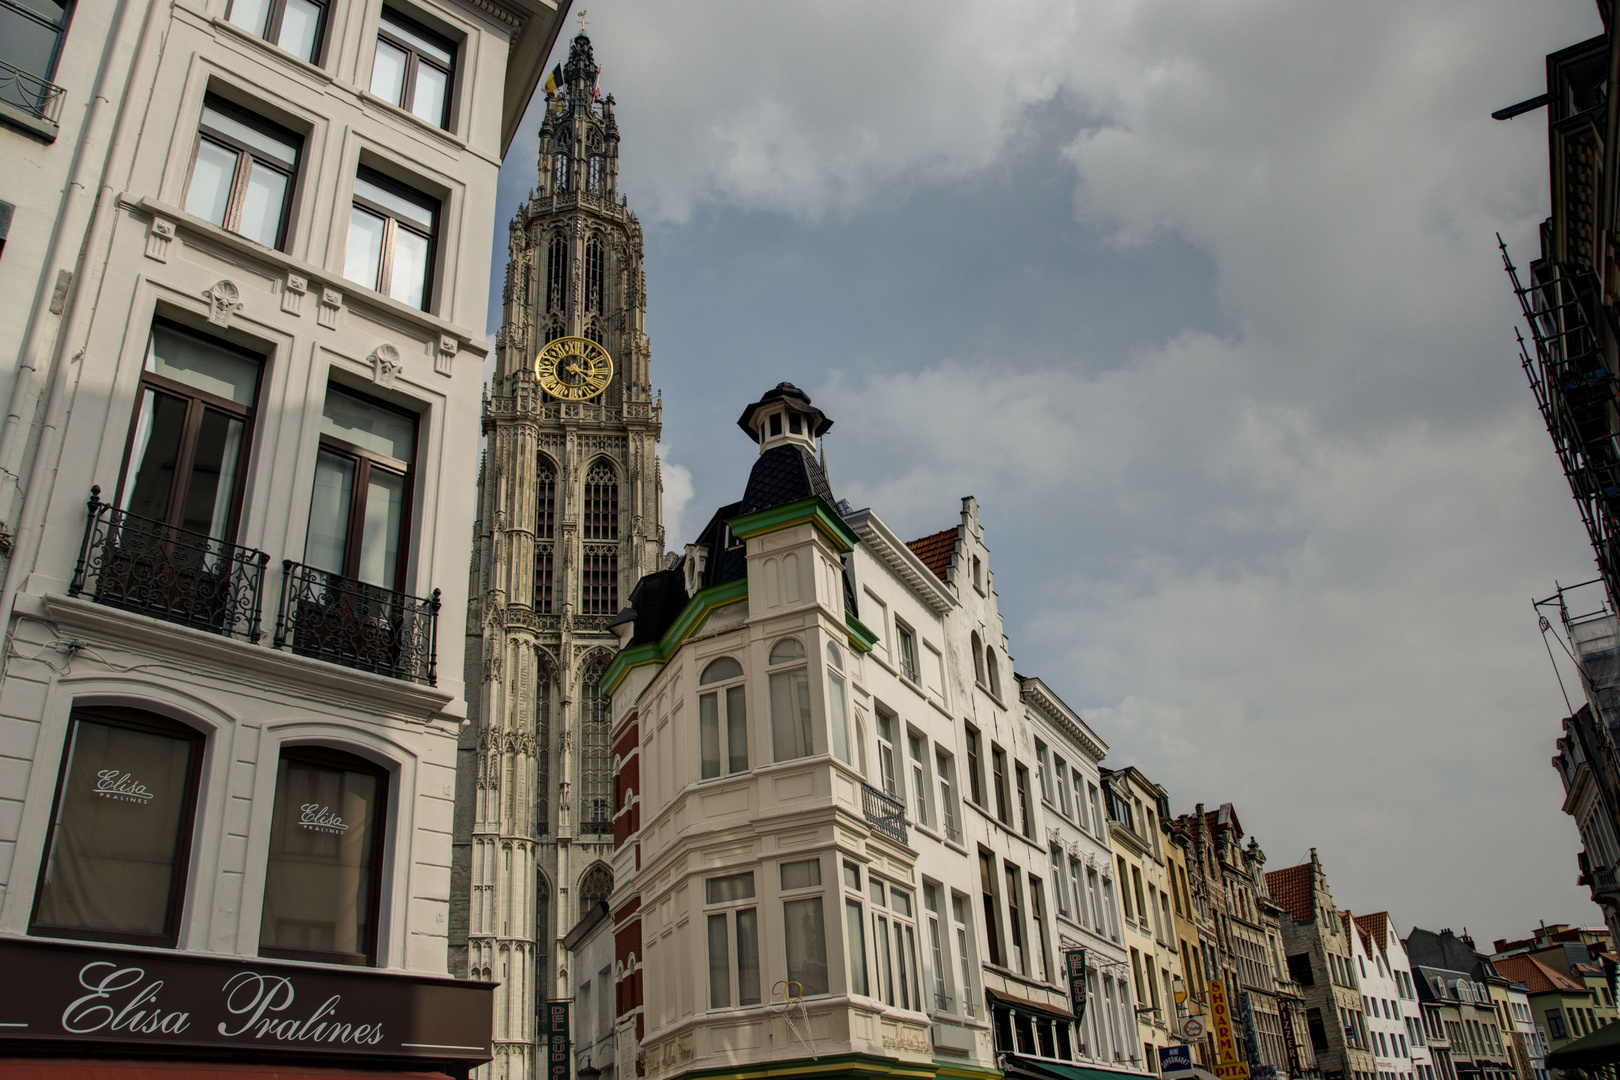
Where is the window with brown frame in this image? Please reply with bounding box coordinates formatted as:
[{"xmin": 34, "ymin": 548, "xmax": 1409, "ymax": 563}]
[
  {"xmin": 225, "ymin": 0, "xmax": 328, "ymax": 64},
  {"xmin": 184, "ymin": 96, "xmax": 300, "ymax": 250},
  {"xmin": 259, "ymin": 746, "xmax": 388, "ymax": 966},
  {"xmin": 117, "ymin": 320, "xmax": 262, "ymax": 541},
  {"xmin": 304, "ymin": 384, "xmax": 417, "ymax": 591},
  {"xmin": 343, "ymin": 168, "xmax": 438, "ymax": 311},
  {"xmin": 370, "ymin": 8, "xmax": 455, "ymax": 129},
  {"xmin": 30, "ymin": 707, "xmax": 205, "ymax": 947}
]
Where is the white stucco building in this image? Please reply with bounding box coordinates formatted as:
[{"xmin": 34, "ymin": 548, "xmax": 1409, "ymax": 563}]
[
  {"xmin": 0, "ymin": 0, "xmax": 569, "ymax": 1074},
  {"xmin": 1349, "ymin": 914, "xmax": 1417, "ymax": 1080}
]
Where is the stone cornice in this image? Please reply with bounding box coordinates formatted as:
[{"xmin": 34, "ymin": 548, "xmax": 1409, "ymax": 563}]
[
  {"xmin": 843, "ymin": 508, "xmax": 958, "ymax": 616},
  {"xmin": 1019, "ymin": 675, "xmax": 1108, "ymax": 761}
]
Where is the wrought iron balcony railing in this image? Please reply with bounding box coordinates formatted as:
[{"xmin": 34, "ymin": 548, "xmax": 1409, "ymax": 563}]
[
  {"xmin": 70, "ymin": 487, "xmax": 269, "ymax": 641},
  {"xmin": 862, "ymin": 782, "xmax": 908, "ymax": 845},
  {"xmin": 0, "ymin": 57, "xmax": 65, "ymax": 125},
  {"xmin": 274, "ymin": 561, "xmax": 440, "ymax": 686}
]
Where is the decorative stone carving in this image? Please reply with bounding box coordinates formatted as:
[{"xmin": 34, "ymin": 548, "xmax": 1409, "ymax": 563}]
[
  {"xmin": 145, "ymin": 217, "xmax": 175, "ymax": 262},
  {"xmin": 437, "ymin": 333, "xmax": 459, "ymax": 376},
  {"xmin": 369, "ymin": 343, "xmax": 402, "ymax": 387},
  {"xmin": 203, "ymin": 280, "xmax": 241, "ymax": 327},
  {"xmin": 281, "ymin": 272, "xmax": 307, "ymax": 316},
  {"xmin": 318, "ymin": 286, "xmax": 343, "ymax": 329}
]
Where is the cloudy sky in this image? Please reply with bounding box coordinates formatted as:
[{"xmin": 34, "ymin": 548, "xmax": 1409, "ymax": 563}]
[{"xmin": 491, "ymin": 0, "xmax": 1608, "ymax": 943}]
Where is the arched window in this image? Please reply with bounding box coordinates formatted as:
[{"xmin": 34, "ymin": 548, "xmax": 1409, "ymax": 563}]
[
  {"xmin": 581, "ymin": 461, "xmax": 619, "ymax": 615},
  {"xmin": 588, "ymin": 154, "xmax": 604, "ymax": 193},
  {"xmin": 545, "ymin": 320, "xmax": 564, "ymax": 343},
  {"xmin": 585, "ymin": 235, "xmax": 604, "ymax": 315},
  {"xmin": 986, "ymin": 647, "xmax": 1001, "ymax": 699},
  {"xmin": 699, "ymin": 657, "xmax": 747, "ymax": 779},
  {"xmin": 971, "ymin": 632, "xmax": 986, "ymax": 686},
  {"xmin": 580, "ymin": 656, "xmax": 611, "ymax": 833},
  {"xmin": 546, "ymin": 234, "xmax": 567, "ymax": 314},
  {"xmin": 535, "ymin": 870, "xmax": 552, "ymax": 992},
  {"xmin": 535, "ymin": 458, "xmax": 556, "ymax": 614},
  {"xmin": 536, "ymin": 660, "xmax": 551, "ymax": 836},
  {"xmin": 768, "ymin": 637, "xmax": 812, "ymax": 762},
  {"xmin": 585, "ymin": 320, "xmax": 604, "ymax": 346},
  {"xmin": 826, "ymin": 641, "xmax": 850, "ymax": 764},
  {"xmin": 553, "ymin": 144, "xmax": 570, "ymax": 192},
  {"xmin": 578, "ymin": 863, "xmax": 613, "ymax": 917}
]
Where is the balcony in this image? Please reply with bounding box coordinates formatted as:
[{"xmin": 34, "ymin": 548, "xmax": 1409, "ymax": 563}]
[
  {"xmin": 862, "ymin": 783, "xmax": 908, "ymax": 845},
  {"xmin": 70, "ymin": 488, "xmax": 269, "ymax": 642},
  {"xmin": 0, "ymin": 53, "xmax": 65, "ymax": 140},
  {"xmin": 274, "ymin": 561, "xmax": 440, "ymax": 685}
]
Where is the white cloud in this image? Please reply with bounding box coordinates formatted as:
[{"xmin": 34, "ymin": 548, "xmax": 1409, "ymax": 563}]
[{"xmin": 658, "ymin": 443, "xmax": 694, "ymax": 546}]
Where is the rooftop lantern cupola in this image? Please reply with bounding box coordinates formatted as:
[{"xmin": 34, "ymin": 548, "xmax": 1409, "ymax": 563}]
[{"xmin": 736, "ymin": 382, "xmax": 832, "ymax": 455}]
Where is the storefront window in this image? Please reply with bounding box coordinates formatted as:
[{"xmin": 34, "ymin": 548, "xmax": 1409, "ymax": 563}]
[
  {"xmin": 31, "ymin": 708, "xmax": 204, "ymax": 946},
  {"xmin": 259, "ymin": 748, "xmax": 387, "ymax": 965}
]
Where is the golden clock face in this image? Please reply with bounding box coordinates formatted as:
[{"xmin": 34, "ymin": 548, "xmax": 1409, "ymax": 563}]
[{"xmin": 534, "ymin": 336, "xmax": 614, "ymax": 401}]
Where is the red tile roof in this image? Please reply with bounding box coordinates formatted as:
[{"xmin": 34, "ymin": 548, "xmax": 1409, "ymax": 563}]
[
  {"xmin": 1356, "ymin": 912, "xmax": 1392, "ymax": 948},
  {"xmin": 906, "ymin": 528, "xmax": 956, "ymax": 582},
  {"xmin": 1495, "ymin": 954, "xmax": 1587, "ymax": 996},
  {"xmin": 1266, "ymin": 864, "xmax": 1312, "ymax": 923}
]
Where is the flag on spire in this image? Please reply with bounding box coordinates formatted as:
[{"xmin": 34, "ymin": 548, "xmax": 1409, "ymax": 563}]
[{"xmin": 543, "ymin": 63, "xmax": 563, "ymax": 95}]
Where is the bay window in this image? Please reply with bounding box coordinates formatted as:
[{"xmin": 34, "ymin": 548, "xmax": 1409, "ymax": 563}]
[
  {"xmin": 705, "ymin": 872, "xmax": 760, "ymax": 1009},
  {"xmin": 30, "ymin": 707, "xmax": 204, "ymax": 946},
  {"xmin": 185, "ymin": 96, "xmax": 300, "ymax": 250},
  {"xmin": 843, "ymin": 861, "xmax": 869, "ymax": 997},
  {"xmin": 225, "ymin": 0, "xmax": 327, "ymax": 63},
  {"xmin": 259, "ymin": 747, "xmax": 387, "ymax": 965},
  {"xmin": 767, "ymin": 637, "xmax": 812, "ymax": 762},
  {"xmin": 867, "ymin": 876, "xmax": 922, "ymax": 1011},
  {"xmin": 306, "ymin": 384, "xmax": 417, "ymax": 590},
  {"xmin": 782, "ymin": 858, "xmax": 828, "ymax": 996},
  {"xmin": 371, "ymin": 8, "xmax": 455, "ymax": 129},
  {"xmin": 345, "ymin": 168, "xmax": 438, "ymax": 311},
  {"xmin": 698, "ymin": 656, "xmax": 747, "ymax": 780}
]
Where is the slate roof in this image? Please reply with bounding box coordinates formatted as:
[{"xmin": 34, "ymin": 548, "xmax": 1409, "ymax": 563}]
[
  {"xmin": 906, "ymin": 527, "xmax": 956, "ymax": 582},
  {"xmin": 620, "ymin": 568, "xmax": 689, "ymax": 648},
  {"xmin": 1266, "ymin": 863, "xmax": 1313, "ymax": 923},
  {"xmin": 739, "ymin": 444, "xmax": 834, "ymax": 516},
  {"xmin": 1356, "ymin": 911, "xmax": 1392, "ymax": 948},
  {"xmin": 1494, "ymin": 954, "xmax": 1588, "ymax": 996}
]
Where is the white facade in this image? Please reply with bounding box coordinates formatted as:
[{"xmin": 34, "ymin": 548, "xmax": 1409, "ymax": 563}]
[
  {"xmin": 1024, "ymin": 675, "xmax": 1141, "ymax": 1072},
  {"xmin": 0, "ymin": 0, "xmax": 566, "ymax": 982},
  {"xmin": 1349, "ymin": 917, "xmax": 1416, "ymax": 1080}
]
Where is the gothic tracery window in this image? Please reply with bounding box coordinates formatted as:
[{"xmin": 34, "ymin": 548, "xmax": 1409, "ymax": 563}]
[
  {"xmin": 580, "ymin": 657, "xmax": 611, "ymax": 835},
  {"xmin": 553, "ymin": 144, "xmax": 570, "ymax": 192},
  {"xmin": 585, "ymin": 235, "xmax": 604, "ymax": 315},
  {"xmin": 536, "ymin": 665, "xmax": 551, "ymax": 836},
  {"xmin": 546, "ymin": 234, "xmax": 567, "ymax": 314},
  {"xmin": 581, "ymin": 461, "xmax": 619, "ymax": 615},
  {"xmin": 578, "ymin": 862, "xmax": 613, "ymax": 917},
  {"xmin": 535, "ymin": 459, "xmax": 556, "ymax": 613}
]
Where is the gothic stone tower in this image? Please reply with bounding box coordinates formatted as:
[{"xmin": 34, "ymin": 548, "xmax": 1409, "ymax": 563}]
[{"xmin": 452, "ymin": 30, "xmax": 663, "ymax": 1080}]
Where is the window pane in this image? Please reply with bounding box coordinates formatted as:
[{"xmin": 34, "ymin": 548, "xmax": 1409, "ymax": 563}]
[
  {"xmin": 185, "ymin": 139, "xmax": 238, "ymax": 228},
  {"xmin": 707, "ymin": 913, "xmax": 730, "ymax": 1008},
  {"xmin": 726, "ymin": 685, "xmax": 748, "ymax": 773},
  {"xmin": 0, "ymin": 3, "xmax": 65, "ymax": 82},
  {"xmin": 201, "ymin": 102, "xmax": 299, "ymax": 167},
  {"xmin": 260, "ymin": 756, "xmax": 381, "ymax": 959},
  {"xmin": 238, "ymin": 160, "xmax": 289, "ymax": 248},
  {"xmin": 699, "ymin": 692, "xmax": 720, "ymax": 780},
  {"xmin": 225, "ymin": 0, "xmax": 271, "ymax": 35},
  {"xmin": 381, "ymin": 10, "xmax": 454, "ymax": 64},
  {"xmin": 705, "ymin": 872, "xmax": 754, "ymax": 904},
  {"xmin": 305, "ymin": 450, "xmax": 354, "ymax": 574},
  {"xmin": 827, "ymin": 671, "xmax": 849, "ymax": 764},
  {"xmin": 276, "ymin": 0, "xmax": 323, "ymax": 61},
  {"xmin": 846, "ymin": 900, "xmax": 869, "ymax": 996},
  {"xmin": 699, "ymin": 656, "xmax": 743, "ymax": 684},
  {"xmin": 780, "ymin": 859, "xmax": 821, "ymax": 891},
  {"xmin": 321, "ymin": 386, "xmax": 416, "ymax": 463},
  {"xmin": 735, "ymin": 908, "xmax": 760, "ymax": 1006},
  {"xmin": 344, "ymin": 206, "xmax": 386, "ymax": 292},
  {"xmin": 769, "ymin": 667, "xmax": 813, "ymax": 762},
  {"xmin": 784, "ymin": 896, "xmax": 828, "ymax": 996},
  {"xmin": 769, "ymin": 637, "xmax": 805, "ymax": 664},
  {"xmin": 33, "ymin": 716, "xmax": 198, "ymax": 938},
  {"xmin": 181, "ymin": 410, "xmax": 244, "ymax": 539},
  {"xmin": 117, "ymin": 389, "xmax": 186, "ymax": 521},
  {"xmin": 389, "ymin": 224, "xmax": 429, "ymax": 309},
  {"xmin": 358, "ymin": 466, "xmax": 405, "ymax": 588},
  {"xmin": 354, "ymin": 173, "xmax": 436, "ymax": 229},
  {"xmin": 145, "ymin": 324, "xmax": 261, "ymax": 405},
  {"xmin": 411, "ymin": 62, "xmax": 448, "ymax": 126},
  {"xmin": 370, "ymin": 38, "xmax": 408, "ymax": 106}
]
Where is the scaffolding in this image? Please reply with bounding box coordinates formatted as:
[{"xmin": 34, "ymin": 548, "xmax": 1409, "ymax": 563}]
[{"xmin": 1504, "ymin": 238, "xmax": 1620, "ymax": 616}]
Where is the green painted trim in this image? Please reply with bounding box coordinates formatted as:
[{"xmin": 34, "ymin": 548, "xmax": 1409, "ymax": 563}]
[
  {"xmin": 846, "ymin": 612, "xmax": 879, "ymax": 653},
  {"xmin": 728, "ymin": 496, "xmax": 860, "ymax": 553},
  {"xmin": 599, "ymin": 578, "xmax": 750, "ymax": 695},
  {"xmin": 668, "ymin": 1051, "xmax": 938, "ymax": 1080},
  {"xmin": 932, "ymin": 1064, "xmax": 1001, "ymax": 1080}
]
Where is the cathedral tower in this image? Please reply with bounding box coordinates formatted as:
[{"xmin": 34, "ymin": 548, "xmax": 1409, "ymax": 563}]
[{"xmin": 453, "ymin": 30, "xmax": 663, "ymax": 1080}]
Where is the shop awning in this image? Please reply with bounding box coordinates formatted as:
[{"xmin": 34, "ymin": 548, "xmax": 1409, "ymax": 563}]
[
  {"xmin": 1008, "ymin": 1054, "xmax": 1155, "ymax": 1080},
  {"xmin": 986, "ymin": 988, "xmax": 1084, "ymax": 1026},
  {"xmin": 1546, "ymin": 1018, "xmax": 1620, "ymax": 1070},
  {"xmin": 0, "ymin": 1062, "xmax": 456, "ymax": 1080}
]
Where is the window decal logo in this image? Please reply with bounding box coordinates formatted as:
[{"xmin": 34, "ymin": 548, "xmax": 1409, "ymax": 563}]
[
  {"xmin": 94, "ymin": 769, "xmax": 154, "ymax": 803},
  {"xmin": 298, "ymin": 804, "xmax": 349, "ymax": 833}
]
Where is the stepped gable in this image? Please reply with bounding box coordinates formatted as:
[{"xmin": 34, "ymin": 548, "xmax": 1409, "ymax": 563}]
[
  {"xmin": 1266, "ymin": 863, "xmax": 1312, "ymax": 923},
  {"xmin": 906, "ymin": 527, "xmax": 955, "ymax": 582}
]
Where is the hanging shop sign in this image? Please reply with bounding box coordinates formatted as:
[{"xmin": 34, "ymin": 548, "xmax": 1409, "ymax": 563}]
[
  {"xmin": 0, "ymin": 938, "xmax": 493, "ymax": 1063},
  {"xmin": 1208, "ymin": 978, "xmax": 1241, "ymax": 1064},
  {"xmin": 547, "ymin": 999, "xmax": 571, "ymax": 1080},
  {"xmin": 1065, "ymin": 949, "xmax": 1088, "ymax": 1022},
  {"xmin": 1279, "ymin": 998, "xmax": 1302, "ymax": 1077}
]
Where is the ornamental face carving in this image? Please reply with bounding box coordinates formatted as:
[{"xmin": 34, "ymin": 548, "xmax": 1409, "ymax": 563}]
[
  {"xmin": 368, "ymin": 343, "xmax": 402, "ymax": 387},
  {"xmin": 204, "ymin": 280, "xmax": 241, "ymax": 327}
]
